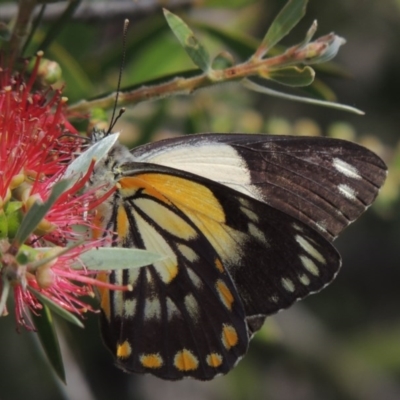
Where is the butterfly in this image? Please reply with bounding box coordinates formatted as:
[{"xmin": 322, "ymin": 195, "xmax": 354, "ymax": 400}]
[{"xmin": 87, "ymin": 133, "xmax": 387, "ymax": 380}]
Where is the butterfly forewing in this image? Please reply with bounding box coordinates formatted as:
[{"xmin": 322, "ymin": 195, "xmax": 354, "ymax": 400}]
[
  {"xmin": 131, "ymin": 134, "xmax": 387, "ymax": 241},
  {"xmin": 90, "ymin": 134, "xmax": 387, "ymax": 381}
]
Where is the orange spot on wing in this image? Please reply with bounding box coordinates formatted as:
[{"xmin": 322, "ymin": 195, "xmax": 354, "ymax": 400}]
[
  {"xmin": 222, "ymin": 324, "xmax": 239, "ymax": 349},
  {"xmin": 140, "ymin": 353, "xmax": 163, "ymax": 369},
  {"xmin": 92, "ymin": 209, "xmax": 105, "ymax": 240},
  {"xmin": 174, "ymin": 349, "xmax": 199, "ymax": 371},
  {"xmin": 216, "ymin": 279, "xmax": 234, "ymax": 310},
  {"xmin": 116, "ymin": 205, "xmax": 129, "ymax": 240},
  {"xmin": 206, "ymin": 353, "xmax": 223, "ymax": 368},
  {"xmin": 116, "ymin": 340, "xmax": 132, "ymax": 359},
  {"xmin": 215, "ymin": 258, "xmax": 224, "ymax": 273}
]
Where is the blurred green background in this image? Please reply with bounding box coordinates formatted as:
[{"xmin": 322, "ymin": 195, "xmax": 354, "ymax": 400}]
[{"xmin": 1, "ymin": 0, "xmax": 400, "ymax": 399}]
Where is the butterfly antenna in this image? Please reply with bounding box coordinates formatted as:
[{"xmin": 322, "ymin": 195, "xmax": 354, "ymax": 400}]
[{"xmin": 107, "ymin": 18, "xmax": 130, "ymax": 134}]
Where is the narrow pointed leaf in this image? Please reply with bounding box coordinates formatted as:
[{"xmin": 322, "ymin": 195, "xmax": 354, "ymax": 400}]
[
  {"xmin": 63, "ymin": 132, "xmax": 120, "ymax": 184},
  {"xmin": 80, "ymin": 248, "xmax": 165, "ymax": 271},
  {"xmin": 13, "ymin": 180, "xmax": 70, "ymax": 246},
  {"xmin": 260, "ymin": 0, "xmax": 308, "ymax": 54},
  {"xmin": 31, "ymin": 304, "xmax": 66, "ymax": 383},
  {"xmin": 243, "ymin": 79, "xmax": 364, "ymax": 115},
  {"xmin": 268, "ymin": 66, "xmax": 315, "ymax": 87},
  {"xmin": 28, "ymin": 287, "xmax": 84, "ymax": 328},
  {"xmin": 163, "ymin": 9, "xmax": 211, "ymax": 72},
  {"xmin": 37, "ymin": 0, "xmax": 82, "ymax": 53}
]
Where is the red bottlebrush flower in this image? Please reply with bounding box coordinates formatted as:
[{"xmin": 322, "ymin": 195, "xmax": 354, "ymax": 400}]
[
  {"xmin": 0, "ymin": 54, "xmax": 126, "ymax": 331},
  {"xmin": 0, "ymin": 52, "xmax": 81, "ymax": 204}
]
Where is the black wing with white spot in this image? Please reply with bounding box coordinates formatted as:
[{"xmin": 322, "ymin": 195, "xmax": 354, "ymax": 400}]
[{"xmin": 130, "ymin": 134, "xmax": 387, "ymax": 241}]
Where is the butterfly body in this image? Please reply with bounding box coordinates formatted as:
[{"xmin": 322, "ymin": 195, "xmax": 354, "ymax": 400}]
[{"xmin": 89, "ymin": 133, "xmax": 387, "ymax": 380}]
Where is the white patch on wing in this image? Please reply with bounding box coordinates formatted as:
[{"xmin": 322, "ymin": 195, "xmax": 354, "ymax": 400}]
[
  {"xmin": 333, "ymin": 158, "xmax": 362, "ymax": 180},
  {"xmin": 295, "ymin": 235, "xmax": 326, "ymax": 264},
  {"xmin": 281, "ymin": 277, "xmax": 295, "ymax": 292},
  {"xmin": 240, "ymin": 206, "xmax": 259, "ymax": 222},
  {"xmin": 300, "ymin": 255, "xmax": 320, "ymax": 276},
  {"xmin": 128, "ymin": 267, "xmax": 141, "ymax": 289},
  {"xmin": 166, "ymin": 296, "xmax": 180, "ymax": 320},
  {"xmin": 113, "ymin": 269, "xmax": 124, "ymax": 316},
  {"xmin": 144, "ymin": 297, "xmax": 162, "ymax": 321},
  {"xmin": 187, "ymin": 267, "xmax": 203, "ymax": 289},
  {"xmin": 177, "ymin": 244, "xmax": 199, "ymax": 262},
  {"xmin": 338, "ymin": 183, "xmax": 357, "ymax": 200},
  {"xmin": 248, "ymin": 223, "xmax": 268, "ymax": 244},
  {"xmin": 298, "ymin": 274, "xmax": 310, "ymax": 286},
  {"xmin": 184, "ymin": 294, "xmax": 200, "ymax": 322},
  {"xmin": 133, "ymin": 210, "xmax": 178, "ymax": 284},
  {"xmin": 133, "ymin": 141, "xmax": 264, "ymax": 200},
  {"xmin": 124, "ymin": 299, "xmax": 137, "ymax": 317}
]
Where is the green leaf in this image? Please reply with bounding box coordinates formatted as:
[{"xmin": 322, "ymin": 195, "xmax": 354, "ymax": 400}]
[
  {"xmin": 163, "ymin": 9, "xmax": 211, "ymax": 72},
  {"xmin": 242, "ymin": 79, "xmax": 364, "ymax": 115},
  {"xmin": 268, "ymin": 66, "xmax": 315, "ymax": 87},
  {"xmin": 28, "ymin": 287, "xmax": 84, "ymax": 328},
  {"xmin": 13, "ymin": 180, "xmax": 70, "ymax": 246},
  {"xmin": 31, "ymin": 304, "xmax": 66, "ymax": 384},
  {"xmin": 37, "ymin": 0, "xmax": 82, "ymax": 53},
  {"xmin": 63, "ymin": 132, "xmax": 119, "ymax": 184},
  {"xmin": 80, "ymin": 248, "xmax": 165, "ymax": 271},
  {"xmin": 260, "ymin": 0, "xmax": 308, "ymax": 54},
  {"xmin": 193, "ymin": 21, "xmax": 259, "ymax": 60}
]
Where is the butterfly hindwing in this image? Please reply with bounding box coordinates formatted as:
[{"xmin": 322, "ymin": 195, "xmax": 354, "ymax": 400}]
[
  {"xmin": 99, "ymin": 173, "xmax": 249, "ymax": 380},
  {"xmin": 118, "ymin": 164, "xmax": 341, "ymax": 315},
  {"xmin": 96, "ymin": 160, "xmax": 342, "ymax": 379}
]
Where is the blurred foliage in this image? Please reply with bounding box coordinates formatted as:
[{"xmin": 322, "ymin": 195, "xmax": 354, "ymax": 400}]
[{"xmin": 0, "ymin": 0, "xmax": 400, "ymax": 399}]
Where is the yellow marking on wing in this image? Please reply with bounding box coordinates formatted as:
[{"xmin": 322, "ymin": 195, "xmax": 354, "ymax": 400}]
[
  {"xmin": 116, "ymin": 340, "xmax": 132, "ymax": 359},
  {"xmin": 222, "ymin": 324, "xmax": 239, "ymax": 349},
  {"xmin": 121, "ymin": 174, "xmax": 225, "ymax": 222},
  {"xmin": 92, "ymin": 209, "xmax": 105, "ymax": 240},
  {"xmin": 215, "ymin": 258, "xmax": 224, "ymax": 273},
  {"xmin": 206, "ymin": 353, "xmax": 223, "ymax": 368},
  {"xmin": 116, "ymin": 205, "xmax": 129, "ymax": 240},
  {"xmin": 120, "ymin": 173, "xmax": 246, "ymax": 267},
  {"xmin": 140, "ymin": 353, "xmax": 163, "ymax": 369},
  {"xmin": 119, "ymin": 176, "xmax": 168, "ymax": 204},
  {"xmin": 180, "ymin": 205, "xmax": 246, "ymax": 266},
  {"xmin": 154, "ymin": 259, "xmax": 178, "ymax": 284},
  {"xmin": 174, "ymin": 349, "xmax": 199, "ymax": 371},
  {"xmin": 96, "ymin": 271, "xmax": 111, "ymax": 320},
  {"xmin": 135, "ymin": 197, "xmax": 197, "ymax": 240},
  {"xmin": 216, "ymin": 279, "xmax": 234, "ymax": 310}
]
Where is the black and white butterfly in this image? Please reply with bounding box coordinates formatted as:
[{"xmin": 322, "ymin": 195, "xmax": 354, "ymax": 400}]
[{"xmin": 88, "ymin": 133, "xmax": 386, "ymax": 380}]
